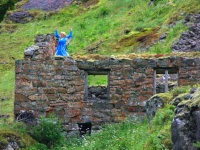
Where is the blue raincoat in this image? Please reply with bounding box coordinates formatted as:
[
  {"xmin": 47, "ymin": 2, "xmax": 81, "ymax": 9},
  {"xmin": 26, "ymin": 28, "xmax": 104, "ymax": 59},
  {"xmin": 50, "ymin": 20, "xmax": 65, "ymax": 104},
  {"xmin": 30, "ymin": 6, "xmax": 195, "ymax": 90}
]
[{"xmin": 54, "ymin": 30, "xmax": 73, "ymax": 56}]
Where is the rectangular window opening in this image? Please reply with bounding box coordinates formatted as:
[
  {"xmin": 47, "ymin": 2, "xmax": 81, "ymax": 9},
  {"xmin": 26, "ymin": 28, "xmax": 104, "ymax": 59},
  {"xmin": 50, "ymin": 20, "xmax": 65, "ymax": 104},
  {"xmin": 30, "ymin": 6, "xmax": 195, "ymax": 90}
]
[
  {"xmin": 84, "ymin": 70, "xmax": 110, "ymax": 101},
  {"xmin": 153, "ymin": 67, "xmax": 179, "ymax": 94}
]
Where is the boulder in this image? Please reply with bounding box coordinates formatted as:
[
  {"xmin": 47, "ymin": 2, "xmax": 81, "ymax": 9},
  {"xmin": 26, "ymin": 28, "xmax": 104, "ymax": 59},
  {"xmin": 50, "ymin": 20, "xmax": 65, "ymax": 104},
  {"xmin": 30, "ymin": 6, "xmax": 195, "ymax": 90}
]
[
  {"xmin": 146, "ymin": 93, "xmax": 171, "ymax": 123},
  {"xmin": 6, "ymin": 11, "xmax": 34, "ymax": 23},
  {"xmin": 171, "ymin": 88, "xmax": 200, "ymax": 150},
  {"xmin": 22, "ymin": 0, "xmax": 73, "ymax": 11},
  {"xmin": 24, "ymin": 45, "xmax": 39, "ymax": 56}
]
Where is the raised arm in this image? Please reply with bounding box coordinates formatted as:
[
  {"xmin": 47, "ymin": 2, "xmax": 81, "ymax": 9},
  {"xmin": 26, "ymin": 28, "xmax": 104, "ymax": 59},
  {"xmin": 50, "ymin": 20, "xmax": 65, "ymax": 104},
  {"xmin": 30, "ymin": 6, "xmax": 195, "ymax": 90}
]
[
  {"xmin": 67, "ymin": 28, "xmax": 73, "ymax": 39},
  {"xmin": 55, "ymin": 28, "xmax": 60, "ymax": 38}
]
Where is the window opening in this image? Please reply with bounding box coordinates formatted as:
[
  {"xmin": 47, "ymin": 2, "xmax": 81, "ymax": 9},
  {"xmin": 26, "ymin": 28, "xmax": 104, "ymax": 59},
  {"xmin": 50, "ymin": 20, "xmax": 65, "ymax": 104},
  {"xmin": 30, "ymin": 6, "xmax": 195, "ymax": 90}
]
[
  {"xmin": 84, "ymin": 70, "xmax": 110, "ymax": 101},
  {"xmin": 153, "ymin": 67, "xmax": 178, "ymax": 94}
]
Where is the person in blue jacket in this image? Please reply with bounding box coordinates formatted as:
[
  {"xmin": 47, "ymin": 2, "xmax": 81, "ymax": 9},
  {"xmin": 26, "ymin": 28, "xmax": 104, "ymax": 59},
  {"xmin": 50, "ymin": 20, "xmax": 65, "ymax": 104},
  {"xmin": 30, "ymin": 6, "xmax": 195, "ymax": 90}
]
[{"xmin": 54, "ymin": 27, "xmax": 73, "ymax": 56}]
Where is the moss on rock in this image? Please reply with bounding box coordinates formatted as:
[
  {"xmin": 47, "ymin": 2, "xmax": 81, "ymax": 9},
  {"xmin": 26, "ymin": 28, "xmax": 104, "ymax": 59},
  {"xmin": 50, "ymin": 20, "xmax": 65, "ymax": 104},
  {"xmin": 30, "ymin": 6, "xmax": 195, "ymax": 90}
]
[
  {"xmin": 170, "ymin": 93, "xmax": 190, "ymax": 106},
  {"xmin": 0, "ymin": 127, "xmax": 36, "ymax": 149}
]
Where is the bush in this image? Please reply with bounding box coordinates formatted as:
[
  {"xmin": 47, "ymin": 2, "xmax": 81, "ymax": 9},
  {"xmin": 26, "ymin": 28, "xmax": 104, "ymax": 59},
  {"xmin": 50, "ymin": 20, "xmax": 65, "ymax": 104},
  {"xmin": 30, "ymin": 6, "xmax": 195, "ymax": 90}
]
[
  {"xmin": 27, "ymin": 143, "xmax": 48, "ymax": 150},
  {"xmin": 0, "ymin": 0, "xmax": 18, "ymax": 22},
  {"xmin": 193, "ymin": 142, "xmax": 200, "ymax": 148},
  {"xmin": 30, "ymin": 116, "xmax": 63, "ymax": 148},
  {"xmin": 170, "ymin": 86, "xmax": 189, "ymax": 97}
]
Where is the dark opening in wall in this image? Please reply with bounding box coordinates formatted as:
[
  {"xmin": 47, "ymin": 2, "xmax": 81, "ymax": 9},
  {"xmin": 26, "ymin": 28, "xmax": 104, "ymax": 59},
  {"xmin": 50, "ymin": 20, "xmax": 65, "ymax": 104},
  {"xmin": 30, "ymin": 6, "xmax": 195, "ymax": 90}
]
[
  {"xmin": 153, "ymin": 67, "xmax": 179, "ymax": 94},
  {"xmin": 84, "ymin": 70, "xmax": 110, "ymax": 101}
]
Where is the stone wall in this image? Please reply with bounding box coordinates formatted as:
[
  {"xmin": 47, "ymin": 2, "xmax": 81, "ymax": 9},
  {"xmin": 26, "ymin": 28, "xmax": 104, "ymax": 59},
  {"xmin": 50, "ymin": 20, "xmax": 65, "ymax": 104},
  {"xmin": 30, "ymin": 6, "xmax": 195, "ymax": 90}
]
[{"xmin": 15, "ymin": 34, "xmax": 200, "ymax": 130}]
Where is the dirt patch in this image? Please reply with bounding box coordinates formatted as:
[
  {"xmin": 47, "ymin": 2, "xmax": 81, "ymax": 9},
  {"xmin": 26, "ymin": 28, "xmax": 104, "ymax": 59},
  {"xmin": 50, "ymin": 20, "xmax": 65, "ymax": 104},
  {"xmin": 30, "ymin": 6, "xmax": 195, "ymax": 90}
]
[
  {"xmin": 135, "ymin": 27, "xmax": 161, "ymax": 47},
  {"xmin": 84, "ymin": 0, "xmax": 99, "ymax": 7},
  {"xmin": 112, "ymin": 27, "xmax": 161, "ymax": 51}
]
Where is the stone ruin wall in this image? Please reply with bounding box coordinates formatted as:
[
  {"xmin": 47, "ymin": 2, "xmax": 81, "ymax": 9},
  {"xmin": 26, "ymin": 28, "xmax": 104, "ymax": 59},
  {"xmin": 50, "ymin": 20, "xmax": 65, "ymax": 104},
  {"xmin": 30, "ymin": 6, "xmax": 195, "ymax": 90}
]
[{"xmin": 15, "ymin": 34, "xmax": 200, "ymax": 130}]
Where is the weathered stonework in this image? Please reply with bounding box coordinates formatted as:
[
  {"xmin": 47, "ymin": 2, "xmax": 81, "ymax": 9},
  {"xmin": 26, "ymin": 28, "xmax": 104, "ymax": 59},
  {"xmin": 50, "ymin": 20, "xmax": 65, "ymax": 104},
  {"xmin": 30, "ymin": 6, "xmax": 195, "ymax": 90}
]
[{"xmin": 15, "ymin": 34, "xmax": 200, "ymax": 130}]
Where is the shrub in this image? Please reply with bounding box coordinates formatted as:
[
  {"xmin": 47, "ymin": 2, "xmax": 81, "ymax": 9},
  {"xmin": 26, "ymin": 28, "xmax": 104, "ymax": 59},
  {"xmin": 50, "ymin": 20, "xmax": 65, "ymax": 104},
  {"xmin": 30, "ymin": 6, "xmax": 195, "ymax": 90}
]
[
  {"xmin": 193, "ymin": 142, "xmax": 200, "ymax": 149},
  {"xmin": 30, "ymin": 116, "xmax": 63, "ymax": 148},
  {"xmin": 170, "ymin": 86, "xmax": 189, "ymax": 97},
  {"xmin": 27, "ymin": 143, "xmax": 48, "ymax": 150}
]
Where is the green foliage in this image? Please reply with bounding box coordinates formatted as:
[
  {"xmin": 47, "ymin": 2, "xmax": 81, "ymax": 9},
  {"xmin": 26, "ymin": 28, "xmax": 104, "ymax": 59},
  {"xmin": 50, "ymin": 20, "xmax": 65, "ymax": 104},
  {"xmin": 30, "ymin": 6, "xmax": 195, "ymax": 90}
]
[
  {"xmin": 27, "ymin": 143, "xmax": 48, "ymax": 150},
  {"xmin": 151, "ymin": 105, "xmax": 175, "ymax": 126},
  {"xmin": 193, "ymin": 142, "xmax": 200, "ymax": 148},
  {"xmin": 169, "ymin": 85, "xmax": 189, "ymax": 97},
  {"xmin": 98, "ymin": 6, "xmax": 110, "ymax": 17},
  {"xmin": 0, "ymin": 0, "xmax": 18, "ymax": 22},
  {"xmin": 30, "ymin": 116, "xmax": 63, "ymax": 148},
  {"xmin": 54, "ymin": 118, "xmax": 149, "ymax": 150},
  {"xmin": 145, "ymin": 105, "xmax": 175, "ymax": 150},
  {"xmin": 88, "ymin": 75, "xmax": 108, "ymax": 86}
]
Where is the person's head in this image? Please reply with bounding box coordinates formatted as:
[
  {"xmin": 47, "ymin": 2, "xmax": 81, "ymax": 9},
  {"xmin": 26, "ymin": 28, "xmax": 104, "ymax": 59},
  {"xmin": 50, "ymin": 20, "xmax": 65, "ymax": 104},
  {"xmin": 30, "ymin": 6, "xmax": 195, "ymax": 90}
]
[{"xmin": 60, "ymin": 32, "xmax": 66, "ymax": 38}]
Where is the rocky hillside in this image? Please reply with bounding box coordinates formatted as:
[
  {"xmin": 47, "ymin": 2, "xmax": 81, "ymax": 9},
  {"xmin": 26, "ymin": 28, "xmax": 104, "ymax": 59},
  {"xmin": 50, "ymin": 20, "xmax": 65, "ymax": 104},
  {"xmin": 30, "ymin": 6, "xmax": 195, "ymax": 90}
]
[
  {"xmin": 146, "ymin": 86, "xmax": 200, "ymax": 150},
  {"xmin": 172, "ymin": 13, "xmax": 200, "ymax": 52}
]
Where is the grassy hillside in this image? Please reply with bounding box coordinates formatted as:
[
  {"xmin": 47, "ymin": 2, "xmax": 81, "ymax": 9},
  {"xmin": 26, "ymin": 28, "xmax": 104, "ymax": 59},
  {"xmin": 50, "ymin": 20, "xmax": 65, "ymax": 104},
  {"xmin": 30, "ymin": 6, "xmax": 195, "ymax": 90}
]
[{"xmin": 0, "ymin": 0, "xmax": 199, "ymax": 149}]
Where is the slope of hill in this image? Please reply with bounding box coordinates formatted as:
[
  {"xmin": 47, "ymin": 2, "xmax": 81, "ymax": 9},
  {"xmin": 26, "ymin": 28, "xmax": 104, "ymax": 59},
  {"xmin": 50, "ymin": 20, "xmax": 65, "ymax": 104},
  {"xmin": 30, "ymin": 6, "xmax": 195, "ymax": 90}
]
[
  {"xmin": 0, "ymin": 0, "xmax": 200, "ymax": 148},
  {"xmin": 0, "ymin": 0, "xmax": 199, "ymax": 125}
]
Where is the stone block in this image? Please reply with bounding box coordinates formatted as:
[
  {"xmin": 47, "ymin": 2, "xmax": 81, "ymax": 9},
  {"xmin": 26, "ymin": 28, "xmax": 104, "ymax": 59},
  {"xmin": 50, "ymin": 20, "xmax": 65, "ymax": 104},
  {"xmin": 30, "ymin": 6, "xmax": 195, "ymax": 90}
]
[
  {"xmin": 15, "ymin": 93, "xmax": 29, "ymax": 102},
  {"xmin": 32, "ymin": 80, "xmax": 47, "ymax": 87},
  {"xmin": 28, "ymin": 94, "xmax": 48, "ymax": 101},
  {"xmin": 47, "ymin": 94, "xmax": 59, "ymax": 101},
  {"xmin": 114, "ymin": 100, "xmax": 125, "ymax": 109},
  {"xmin": 53, "ymin": 60, "xmax": 64, "ymax": 66},
  {"xmin": 64, "ymin": 108, "xmax": 81, "ymax": 118}
]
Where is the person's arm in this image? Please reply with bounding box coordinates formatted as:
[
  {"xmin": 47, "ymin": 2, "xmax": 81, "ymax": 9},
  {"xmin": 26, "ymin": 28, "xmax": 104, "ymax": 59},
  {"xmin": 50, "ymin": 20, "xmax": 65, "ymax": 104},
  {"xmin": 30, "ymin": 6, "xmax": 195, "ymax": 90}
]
[
  {"xmin": 55, "ymin": 27, "xmax": 60, "ymax": 38},
  {"xmin": 66, "ymin": 28, "xmax": 73, "ymax": 39}
]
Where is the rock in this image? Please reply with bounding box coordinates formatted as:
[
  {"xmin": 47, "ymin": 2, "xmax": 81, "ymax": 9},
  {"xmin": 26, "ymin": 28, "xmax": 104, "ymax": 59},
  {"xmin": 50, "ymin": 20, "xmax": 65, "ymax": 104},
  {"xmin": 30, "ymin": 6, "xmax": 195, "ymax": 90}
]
[
  {"xmin": 22, "ymin": 0, "xmax": 74, "ymax": 11},
  {"xmin": 6, "ymin": 11, "xmax": 34, "ymax": 23},
  {"xmin": 124, "ymin": 29, "xmax": 131, "ymax": 35},
  {"xmin": 170, "ymin": 93, "xmax": 190, "ymax": 106},
  {"xmin": 0, "ymin": 114, "xmax": 10, "ymax": 118},
  {"xmin": 159, "ymin": 34, "xmax": 167, "ymax": 40},
  {"xmin": 171, "ymin": 88, "xmax": 200, "ymax": 150},
  {"xmin": 172, "ymin": 13, "xmax": 200, "ymax": 52},
  {"xmin": 171, "ymin": 114, "xmax": 196, "ymax": 150},
  {"xmin": 24, "ymin": 45, "xmax": 39, "ymax": 56},
  {"xmin": 185, "ymin": 14, "xmax": 191, "ymax": 22},
  {"xmin": 146, "ymin": 95, "xmax": 165, "ymax": 123},
  {"xmin": 88, "ymin": 86, "xmax": 108, "ymax": 100}
]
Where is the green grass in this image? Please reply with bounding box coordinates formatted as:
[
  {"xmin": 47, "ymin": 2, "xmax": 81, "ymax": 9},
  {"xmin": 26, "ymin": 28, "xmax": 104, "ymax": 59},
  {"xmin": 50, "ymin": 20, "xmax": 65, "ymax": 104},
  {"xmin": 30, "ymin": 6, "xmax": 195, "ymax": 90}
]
[
  {"xmin": 64, "ymin": 119, "xmax": 149, "ymax": 150},
  {"xmin": 1, "ymin": 0, "xmax": 199, "ymax": 60},
  {"xmin": 88, "ymin": 75, "xmax": 108, "ymax": 86},
  {"xmin": 0, "ymin": 0, "xmax": 200, "ymax": 148},
  {"xmin": 0, "ymin": 67, "xmax": 15, "ymax": 123},
  {"xmin": 27, "ymin": 105, "xmax": 174, "ymax": 150}
]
